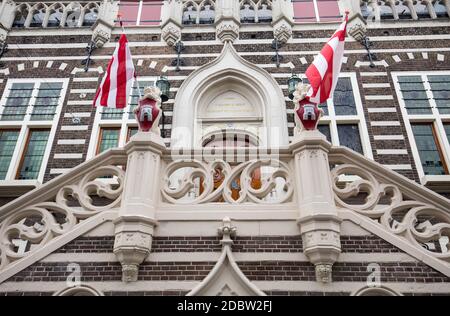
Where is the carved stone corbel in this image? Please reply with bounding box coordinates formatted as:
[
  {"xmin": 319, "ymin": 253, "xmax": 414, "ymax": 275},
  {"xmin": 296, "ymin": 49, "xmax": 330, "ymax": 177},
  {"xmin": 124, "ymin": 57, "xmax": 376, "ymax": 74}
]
[
  {"xmin": 214, "ymin": 0, "xmax": 240, "ymax": 43},
  {"xmin": 271, "ymin": 0, "xmax": 294, "ymax": 43},
  {"xmin": 91, "ymin": 0, "xmax": 118, "ymax": 47},
  {"xmin": 161, "ymin": 0, "xmax": 182, "ymax": 46},
  {"xmin": 347, "ymin": 13, "xmax": 368, "ymax": 41}
]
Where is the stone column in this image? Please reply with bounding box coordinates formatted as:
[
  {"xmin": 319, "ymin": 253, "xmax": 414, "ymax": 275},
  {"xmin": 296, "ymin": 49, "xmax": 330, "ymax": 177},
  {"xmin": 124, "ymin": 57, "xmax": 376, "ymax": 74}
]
[
  {"xmin": 290, "ymin": 130, "xmax": 341, "ymax": 283},
  {"xmin": 113, "ymin": 132, "xmax": 166, "ymax": 282},
  {"xmin": 91, "ymin": 0, "xmax": 118, "ymax": 47},
  {"xmin": 161, "ymin": 0, "xmax": 183, "ymax": 46},
  {"xmin": 271, "ymin": 0, "xmax": 294, "ymax": 43},
  {"xmin": 0, "ymin": 0, "xmax": 16, "ymax": 43},
  {"xmin": 215, "ymin": 0, "xmax": 240, "ymax": 43}
]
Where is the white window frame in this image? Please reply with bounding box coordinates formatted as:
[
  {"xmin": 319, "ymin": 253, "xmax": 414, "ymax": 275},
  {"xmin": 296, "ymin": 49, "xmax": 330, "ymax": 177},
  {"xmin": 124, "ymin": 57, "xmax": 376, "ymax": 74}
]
[
  {"xmin": 311, "ymin": 72, "xmax": 373, "ymax": 159},
  {"xmin": 0, "ymin": 78, "xmax": 69, "ymax": 184},
  {"xmin": 392, "ymin": 71, "xmax": 450, "ymax": 184},
  {"xmin": 87, "ymin": 77, "xmax": 156, "ymax": 160}
]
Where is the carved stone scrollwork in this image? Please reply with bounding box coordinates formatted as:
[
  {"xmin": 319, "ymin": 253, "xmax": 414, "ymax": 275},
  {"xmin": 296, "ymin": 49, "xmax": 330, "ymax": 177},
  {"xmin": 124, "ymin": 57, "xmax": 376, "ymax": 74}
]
[
  {"xmin": 162, "ymin": 22, "xmax": 182, "ymax": 46},
  {"xmin": 0, "ymin": 165, "xmax": 125, "ymax": 271},
  {"xmin": 161, "ymin": 159, "xmax": 293, "ymax": 204},
  {"xmin": 331, "ymin": 163, "xmax": 450, "ymax": 261}
]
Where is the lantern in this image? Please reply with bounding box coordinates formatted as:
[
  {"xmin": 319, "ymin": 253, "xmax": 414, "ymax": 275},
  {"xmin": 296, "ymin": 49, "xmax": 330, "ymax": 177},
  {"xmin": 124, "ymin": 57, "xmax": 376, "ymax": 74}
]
[
  {"xmin": 156, "ymin": 76, "xmax": 170, "ymax": 102},
  {"xmin": 287, "ymin": 74, "xmax": 302, "ymax": 100}
]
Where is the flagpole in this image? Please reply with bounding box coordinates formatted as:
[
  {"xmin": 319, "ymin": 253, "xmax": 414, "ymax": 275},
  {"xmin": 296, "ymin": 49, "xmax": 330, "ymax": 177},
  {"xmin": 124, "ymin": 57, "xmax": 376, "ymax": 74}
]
[{"xmin": 118, "ymin": 12, "xmax": 143, "ymax": 104}]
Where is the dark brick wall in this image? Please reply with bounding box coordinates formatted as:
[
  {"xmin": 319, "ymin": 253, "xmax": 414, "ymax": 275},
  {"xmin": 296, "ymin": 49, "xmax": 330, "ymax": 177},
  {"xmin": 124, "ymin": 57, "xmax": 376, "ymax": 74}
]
[
  {"xmin": 54, "ymin": 235, "xmax": 401, "ymax": 254},
  {"xmin": 7, "ymin": 261, "xmax": 449, "ymax": 283}
]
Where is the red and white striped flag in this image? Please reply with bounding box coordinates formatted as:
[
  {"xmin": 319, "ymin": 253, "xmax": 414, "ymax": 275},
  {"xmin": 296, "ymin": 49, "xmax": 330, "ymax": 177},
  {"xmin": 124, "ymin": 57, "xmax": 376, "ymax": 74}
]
[
  {"xmin": 93, "ymin": 34, "xmax": 135, "ymax": 109},
  {"xmin": 305, "ymin": 13, "xmax": 349, "ymax": 104}
]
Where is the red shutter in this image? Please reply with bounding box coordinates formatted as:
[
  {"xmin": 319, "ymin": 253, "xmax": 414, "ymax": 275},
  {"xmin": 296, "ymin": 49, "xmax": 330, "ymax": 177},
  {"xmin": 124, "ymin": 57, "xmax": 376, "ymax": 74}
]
[
  {"xmin": 140, "ymin": 0, "xmax": 163, "ymax": 25},
  {"xmin": 118, "ymin": 1, "xmax": 140, "ymax": 26},
  {"xmin": 292, "ymin": 0, "xmax": 317, "ymax": 23},
  {"xmin": 317, "ymin": 0, "xmax": 341, "ymax": 22}
]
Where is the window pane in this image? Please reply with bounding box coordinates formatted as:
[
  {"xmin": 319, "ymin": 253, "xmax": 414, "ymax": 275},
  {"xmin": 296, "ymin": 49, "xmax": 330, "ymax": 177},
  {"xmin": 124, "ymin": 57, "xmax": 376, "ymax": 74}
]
[
  {"xmin": 241, "ymin": 2, "xmax": 256, "ymax": 23},
  {"xmin": 17, "ymin": 130, "xmax": 50, "ymax": 180},
  {"xmin": 118, "ymin": 1, "xmax": 140, "ymax": 26},
  {"xmin": 444, "ymin": 124, "xmax": 450, "ymax": 144},
  {"xmin": 101, "ymin": 108, "xmax": 124, "ymax": 120},
  {"xmin": 398, "ymin": 76, "xmax": 431, "ymax": 114},
  {"xmin": 258, "ymin": 2, "xmax": 272, "ymax": 23},
  {"xmin": 2, "ymin": 83, "xmax": 34, "ymax": 121},
  {"xmin": 98, "ymin": 128, "xmax": 120, "ymax": 154},
  {"xmin": 318, "ymin": 124, "xmax": 331, "ymax": 142},
  {"xmin": 317, "ymin": 0, "xmax": 341, "ymax": 22},
  {"xmin": 338, "ymin": 124, "xmax": 363, "ymax": 154},
  {"xmin": 292, "ymin": 0, "xmax": 316, "ymax": 22},
  {"xmin": 333, "ymin": 78, "xmax": 357, "ymax": 115},
  {"xmin": 428, "ymin": 75, "xmax": 450, "ymax": 114},
  {"xmin": 379, "ymin": 2, "xmax": 394, "ymax": 19},
  {"xmin": 183, "ymin": 4, "xmax": 198, "ymax": 25},
  {"xmin": 396, "ymin": 2, "xmax": 412, "ymax": 19},
  {"xmin": 411, "ymin": 124, "xmax": 446, "ymax": 175},
  {"xmin": 360, "ymin": 1, "xmax": 374, "ymax": 19},
  {"xmin": 140, "ymin": 1, "xmax": 162, "ymax": 25},
  {"xmin": 31, "ymin": 82, "xmax": 63, "ymax": 121},
  {"xmin": 199, "ymin": 2, "xmax": 215, "ymax": 24},
  {"xmin": 0, "ymin": 130, "xmax": 19, "ymax": 180}
]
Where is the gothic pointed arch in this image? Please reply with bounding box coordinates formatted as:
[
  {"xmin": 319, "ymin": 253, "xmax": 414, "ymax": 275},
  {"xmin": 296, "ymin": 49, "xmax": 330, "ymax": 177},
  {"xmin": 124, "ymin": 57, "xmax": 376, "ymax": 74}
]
[{"xmin": 172, "ymin": 42, "xmax": 288, "ymax": 148}]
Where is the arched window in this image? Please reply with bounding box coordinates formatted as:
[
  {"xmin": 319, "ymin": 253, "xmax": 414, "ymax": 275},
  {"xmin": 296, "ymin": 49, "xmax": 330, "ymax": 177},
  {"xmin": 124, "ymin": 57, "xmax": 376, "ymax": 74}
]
[
  {"xmin": 12, "ymin": 5, "xmax": 29, "ymax": 28},
  {"xmin": 199, "ymin": 1, "xmax": 215, "ymax": 24},
  {"xmin": 257, "ymin": 1, "xmax": 272, "ymax": 22},
  {"xmin": 380, "ymin": 1, "xmax": 395, "ymax": 19},
  {"xmin": 29, "ymin": 5, "xmax": 46, "ymax": 27},
  {"xmin": 240, "ymin": 1, "xmax": 256, "ymax": 23},
  {"xmin": 396, "ymin": 1, "xmax": 412, "ymax": 19},
  {"xmin": 54, "ymin": 285, "xmax": 103, "ymax": 296},
  {"xmin": 83, "ymin": 5, "xmax": 98, "ymax": 27},
  {"xmin": 434, "ymin": 0, "xmax": 449, "ymax": 17},
  {"xmin": 360, "ymin": 0, "xmax": 375, "ymax": 19},
  {"xmin": 414, "ymin": 0, "xmax": 431, "ymax": 18},
  {"xmin": 182, "ymin": 3, "xmax": 198, "ymax": 25},
  {"xmin": 47, "ymin": 5, "xmax": 64, "ymax": 27}
]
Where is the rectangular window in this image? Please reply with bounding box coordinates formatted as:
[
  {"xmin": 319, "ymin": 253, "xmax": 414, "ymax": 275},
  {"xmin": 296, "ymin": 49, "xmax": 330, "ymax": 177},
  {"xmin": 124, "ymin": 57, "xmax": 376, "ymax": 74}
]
[
  {"xmin": 17, "ymin": 130, "xmax": 50, "ymax": 180},
  {"xmin": 411, "ymin": 124, "xmax": 447, "ymax": 175},
  {"xmin": 0, "ymin": 130, "xmax": 19, "ymax": 180},
  {"xmin": 316, "ymin": 0, "xmax": 341, "ymax": 22},
  {"xmin": 337, "ymin": 124, "xmax": 363, "ymax": 154},
  {"xmin": 97, "ymin": 128, "xmax": 120, "ymax": 154},
  {"xmin": 318, "ymin": 124, "xmax": 331, "ymax": 142},
  {"xmin": 1, "ymin": 83, "xmax": 33, "ymax": 121},
  {"xmin": 398, "ymin": 76, "xmax": 431, "ymax": 114},
  {"xmin": 444, "ymin": 124, "xmax": 450, "ymax": 143},
  {"xmin": 118, "ymin": 0, "xmax": 162, "ymax": 26},
  {"xmin": 118, "ymin": 1, "xmax": 140, "ymax": 25},
  {"xmin": 140, "ymin": 1, "xmax": 163, "ymax": 25}
]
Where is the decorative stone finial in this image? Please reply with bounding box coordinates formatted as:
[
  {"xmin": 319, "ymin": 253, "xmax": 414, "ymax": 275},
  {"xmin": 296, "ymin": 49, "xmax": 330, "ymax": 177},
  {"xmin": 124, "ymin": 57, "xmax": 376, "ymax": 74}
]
[
  {"xmin": 218, "ymin": 217, "xmax": 236, "ymax": 246},
  {"xmin": 133, "ymin": 86, "xmax": 162, "ymax": 134}
]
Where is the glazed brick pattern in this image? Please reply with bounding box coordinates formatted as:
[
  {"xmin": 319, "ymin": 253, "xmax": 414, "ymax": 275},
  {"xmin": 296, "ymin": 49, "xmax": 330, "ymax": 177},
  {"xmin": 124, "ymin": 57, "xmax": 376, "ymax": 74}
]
[
  {"xmin": 54, "ymin": 235, "xmax": 401, "ymax": 254},
  {"xmin": 7, "ymin": 261, "xmax": 449, "ymax": 283}
]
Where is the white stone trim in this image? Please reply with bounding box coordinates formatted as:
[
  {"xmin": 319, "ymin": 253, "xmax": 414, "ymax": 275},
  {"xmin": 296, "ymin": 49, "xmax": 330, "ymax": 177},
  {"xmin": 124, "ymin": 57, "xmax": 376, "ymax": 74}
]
[
  {"xmin": 373, "ymin": 135, "xmax": 404, "ymax": 140},
  {"xmin": 437, "ymin": 54, "xmax": 445, "ymax": 61},
  {"xmin": 63, "ymin": 112, "xmax": 91, "ymax": 118},
  {"xmin": 365, "ymin": 95, "xmax": 394, "ymax": 100},
  {"xmin": 383, "ymin": 164, "xmax": 412, "ymax": 170},
  {"xmin": 49, "ymin": 168, "xmax": 72, "ymax": 174},
  {"xmin": 367, "ymin": 107, "xmax": 397, "ymax": 113},
  {"xmin": 376, "ymin": 149, "xmax": 408, "ymax": 155},
  {"xmin": 53, "ymin": 153, "xmax": 83, "ymax": 159},
  {"xmin": 360, "ymin": 72, "xmax": 387, "ymax": 77},
  {"xmin": 70, "ymin": 89, "xmax": 96, "ymax": 94},
  {"xmin": 57, "ymin": 139, "xmax": 86, "ymax": 145},
  {"xmin": 362, "ymin": 83, "xmax": 391, "ymax": 88},
  {"xmin": 72, "ymin": 77, "xmax": 99, "ymax": 82},
  {"xmin": 61, "ymin": 125, "xmax": 89, "ymax": 131},
  {"xmin": 407, "ymin": 52, "xmax": 415, "ymax": 59},
  {"xmin": 67, "ymin": 100, "xmax": 93, "ymax": 105},
  {"xmin": 392, "ymin": 55, "xmax": 401, "ymax": 62},
  {"xmin": 370, "ymin": 121, "xmax": 401, "ymax": 126}
]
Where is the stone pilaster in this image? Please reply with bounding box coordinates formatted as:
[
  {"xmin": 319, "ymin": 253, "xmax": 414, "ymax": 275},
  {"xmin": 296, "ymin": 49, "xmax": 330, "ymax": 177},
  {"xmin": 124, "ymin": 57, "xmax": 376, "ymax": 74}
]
[
  {"xmin": 0, "ymin": 0, "xmax": 16, "ymax": 43},
  {"xmin": 161, "ymin": 0, "xmax": 183, "ymax": 46},
  {"xmin": 91, "ymin": 0, "xmax": 118, "ymax": 47},
  {"xmin": 271, "ymin": 0, "xmax": 294, "ymax": 43},
  {"xmin": 113, "ymin": 132, "xmax": 166, "ymax": 282},
  {"xmin": 214, "ymin": 0, "xmax": 240, "ymax": 43},
  {"xmin": 290, "ymin": 130, "xmax": 342, "ymax": 283}
]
